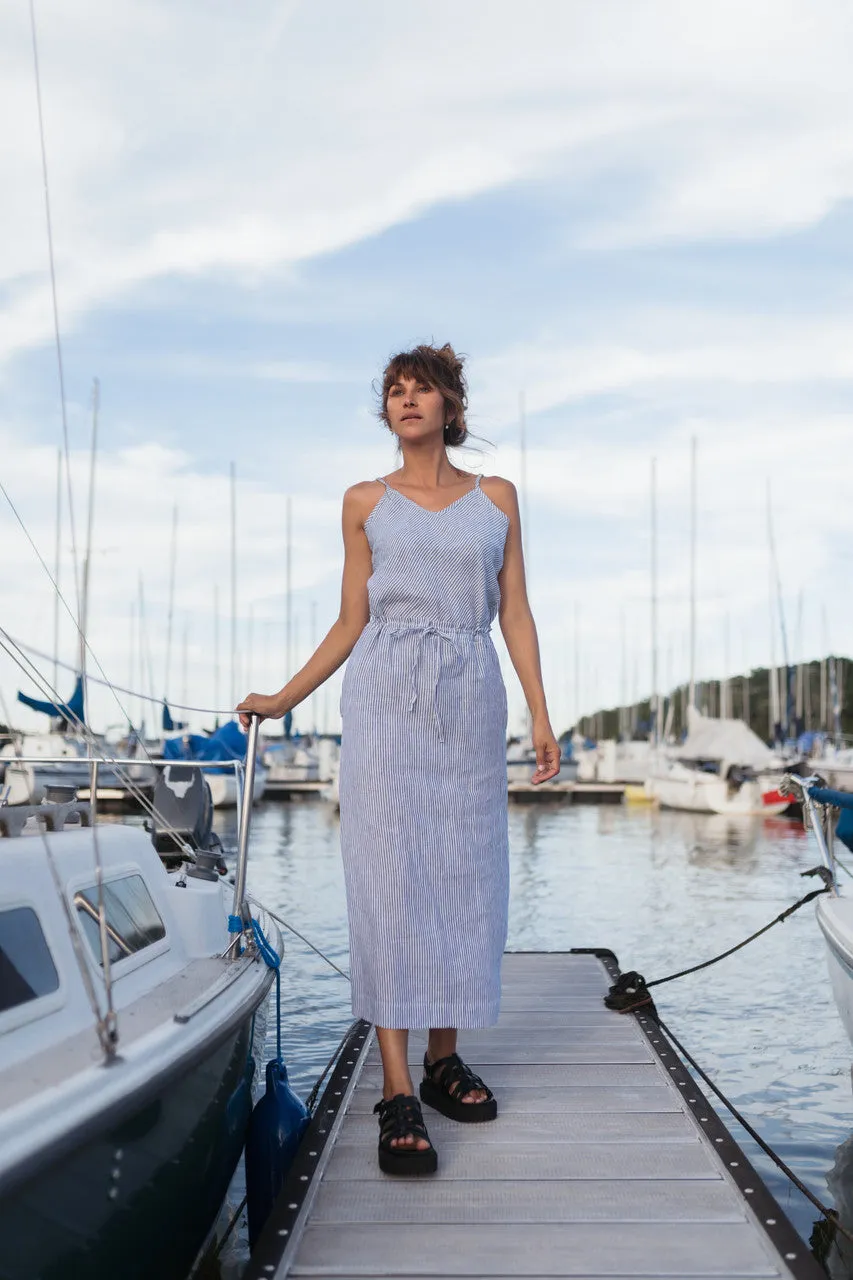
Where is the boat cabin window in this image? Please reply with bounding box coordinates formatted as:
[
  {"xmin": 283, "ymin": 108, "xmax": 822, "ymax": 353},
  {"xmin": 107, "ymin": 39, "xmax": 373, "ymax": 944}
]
[
  {"xmin": 74, "ymin": 874, "xmax": 166, "ymax": 967},
  {"xmin": 0, "ymin": 907, "xmax": 60, "ymax": 1013}
]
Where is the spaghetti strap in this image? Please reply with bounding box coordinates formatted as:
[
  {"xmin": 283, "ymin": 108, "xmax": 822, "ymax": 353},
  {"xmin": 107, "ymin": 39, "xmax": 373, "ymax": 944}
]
[
  {"xmin": 473, "ymin": 474, "xmax": 482, "ymax": 489},
  {"xmin": 375, "ymin": 477, "xmax": 391, "ymax": 491}
]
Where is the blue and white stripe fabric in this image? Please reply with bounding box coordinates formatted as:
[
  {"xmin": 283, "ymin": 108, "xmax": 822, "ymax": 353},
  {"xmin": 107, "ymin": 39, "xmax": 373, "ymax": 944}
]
[{"xmin": 339, "ymin": 474, "xmax": 510, "ymax": 1030}]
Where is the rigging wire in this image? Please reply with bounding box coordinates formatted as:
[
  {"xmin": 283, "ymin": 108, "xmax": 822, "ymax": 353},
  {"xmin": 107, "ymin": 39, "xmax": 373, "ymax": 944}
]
[
  {"xmin": 4, "ymin": 627, "xmax": 235, "ymax": 717},
  {"xmin": 0, "ymin": 629, "xmax": 199, "ymax": 858},
  {"xmin": 0, "ymin": 479, "xmax": 227, "ymax": 728},
  {"xmin": 654, "ymin": 1010, "xmax": 853, "ymax": 1246},
  {"xmin": 28, "ymin": 0, "xmax": 81, "ymax": 627}
]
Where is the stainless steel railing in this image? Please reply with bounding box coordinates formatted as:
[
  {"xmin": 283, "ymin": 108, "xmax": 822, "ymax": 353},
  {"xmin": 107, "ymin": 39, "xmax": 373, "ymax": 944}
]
[{"xmin": 781, "ymin": 773, "xmax": 838, "ymax": 893}]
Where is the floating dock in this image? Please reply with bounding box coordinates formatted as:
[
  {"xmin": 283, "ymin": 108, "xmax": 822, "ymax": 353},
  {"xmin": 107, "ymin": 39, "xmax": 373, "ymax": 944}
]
[
  {"xmin": 507, "ymin": 782, "xmax": 625, "ymax": 804},
  {"xmin": 264, "ymin": 780, "xmax": 329, "ymax": 799},
  {"xmin": 247, "ymin": 950, "xmax": 818, "ymax": 1280}
]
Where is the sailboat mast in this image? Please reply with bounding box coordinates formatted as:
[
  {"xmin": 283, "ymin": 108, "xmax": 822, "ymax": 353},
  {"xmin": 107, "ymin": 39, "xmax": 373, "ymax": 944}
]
[
  {"xmin": 619, "ymin": 608, "xmax": 627, "ymax": 739},
  {"xmin": 573, "ymin": 602, "xmax": 580, "ymax": 732},
  {"xmin": 182, "ymin": 624, "xmax": 189, "ymax": 712},
  {"xmin": 650, "ymin": 457, "xmax": 658, "ymax": 746},
  {"xmin": 519, "ymin": 392, "xmax": 529, "ymax": 555},
  {"xmin": 164, "ymin": 504, "xmax": 178, "ymax": 698},
  {"xmin": 79, "ymin": 377, "xmax": 99, "ymax": 691},
  {"xmin": 766, "ymin": 480, "xmax": 791, "ymax": 738},
  {"xmin": 230, "ymin": 462, "xmax": 237, "ymax": 713},
  {"xmin": 285, "ymin": 495, "xmax": 293, "ymax": 729},
  {"xmin": 821, "ymin": 604, "xmax": 828, "ymax": 731},
  {"xmin": 53, "ymin": 448, "xmax": 62, "ymax": 692},
  {"xmin": 213, "ymin": 584, "xmax": 221, "ymax": 725},
  {"xmin": 311, "ymin": 599, "xmax": 318, "ymax": 733},
  {"xmin": 128, "ymin": 600, "xmax": 135, "ymax": 729},
  {"xmin": 520, "ymin": 392, "xmax": 531, "ymax": 737},
  {"xmin": 689, "ymin": 436, "xmax": 696, "ymax": 711}
]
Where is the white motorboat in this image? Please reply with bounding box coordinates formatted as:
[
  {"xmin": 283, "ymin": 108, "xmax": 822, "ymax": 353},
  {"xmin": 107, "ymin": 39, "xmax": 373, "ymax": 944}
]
[
  {"xmin": 263, "ymin": 736, "xmax": 321, "ymax": 785},
  {"xmin": 0, "ymin": 756, "xmax": 282, "ymax": 1280},
  {"xmin": 783, "ymin": 774, "xmax": 853, "ymax": 1048},
  {"xmin": 646, "ymin": 707, "xmax": 788, "ymax": 816}
]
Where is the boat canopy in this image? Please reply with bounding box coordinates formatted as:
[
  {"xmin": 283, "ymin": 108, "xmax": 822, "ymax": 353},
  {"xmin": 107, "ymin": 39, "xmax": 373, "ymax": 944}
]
[
  {"xmin": 17, "ymin": 675, "xmax": 85, "ymax": 727},
  {"xmin": 679, "ymin": 705, "xmax": 775, "ymax": 769}
]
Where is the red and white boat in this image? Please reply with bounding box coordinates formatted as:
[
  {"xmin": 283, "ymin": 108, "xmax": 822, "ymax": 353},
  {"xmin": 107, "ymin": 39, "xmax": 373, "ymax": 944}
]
[{"xmin": 646, "ymin": 707, "xmax": 788, "ymax": 816}]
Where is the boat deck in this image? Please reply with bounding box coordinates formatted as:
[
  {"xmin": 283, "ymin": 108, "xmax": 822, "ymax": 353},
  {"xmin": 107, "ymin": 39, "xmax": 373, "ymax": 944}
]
[{"xmin": 247, "ymin": 951, "xmax": 819, "ymax": 1279}]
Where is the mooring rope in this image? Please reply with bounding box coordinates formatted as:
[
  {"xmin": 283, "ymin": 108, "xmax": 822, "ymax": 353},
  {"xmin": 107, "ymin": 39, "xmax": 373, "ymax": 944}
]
[
  {"xmin": 256, "ymin": 902, "xmax": 351, "ymax": 983},
  {"xmin": 305, "ymin": 1019, "xmax": 364, "ymax": 1115},
  {"xmin": 605, "ymin": 873, "xmax": 832, "ymax": 1013},
  {"xmin": 652, "ymin": 1009, "xmax": 853, "ymax": 1246}
]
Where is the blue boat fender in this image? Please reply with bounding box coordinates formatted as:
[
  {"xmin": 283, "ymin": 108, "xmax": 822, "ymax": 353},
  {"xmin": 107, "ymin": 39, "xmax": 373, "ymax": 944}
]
[{"xmin": 245, "ymin": 1057, "xmax": 309, "ymax": 1249}]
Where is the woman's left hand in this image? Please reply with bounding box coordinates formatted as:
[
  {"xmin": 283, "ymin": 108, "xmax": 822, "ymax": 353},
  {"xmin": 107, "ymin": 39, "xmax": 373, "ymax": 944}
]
[{"xmin": 531, "ymin": 722, "xmax": 561, "ymax": 784}]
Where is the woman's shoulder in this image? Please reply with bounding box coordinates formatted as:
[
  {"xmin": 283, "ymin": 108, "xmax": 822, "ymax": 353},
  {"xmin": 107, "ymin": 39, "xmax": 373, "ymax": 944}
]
[
  {"xmin": 479, "ymin": 475, "xmax": 518, "ymax": 519},
  {"xmin": 343, "ymin": 479, "xmax": 388, "ymax": 526}
]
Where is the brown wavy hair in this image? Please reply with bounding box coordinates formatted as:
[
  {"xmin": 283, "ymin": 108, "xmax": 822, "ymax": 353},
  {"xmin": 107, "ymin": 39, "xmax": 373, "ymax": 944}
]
[{"xmin": 378, "ymin": 343, "xmax": 468, "ymax": 447}]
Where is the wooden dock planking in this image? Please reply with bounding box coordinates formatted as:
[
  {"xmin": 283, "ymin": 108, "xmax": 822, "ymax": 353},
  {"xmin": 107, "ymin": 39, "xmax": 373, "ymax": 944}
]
[{"xmin": 248, "ymin": 952, "xmax": 819, "ymax": 1280}]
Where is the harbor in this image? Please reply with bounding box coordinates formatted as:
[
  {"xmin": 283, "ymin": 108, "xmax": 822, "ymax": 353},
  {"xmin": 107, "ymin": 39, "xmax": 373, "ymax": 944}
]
[
  {"xmin": 167, "ymin": 794, "xmax": 853, "ymax": 1279},
  {"xmin": 3, "ymin": 3, "xmax": 853, "ymax": 1277}
]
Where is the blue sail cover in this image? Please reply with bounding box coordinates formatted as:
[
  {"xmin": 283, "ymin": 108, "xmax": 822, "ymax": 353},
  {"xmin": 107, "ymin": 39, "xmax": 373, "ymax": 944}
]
[
  {"xmin": 18, "ymin": 675, "xmax": 85, "ymax": 726},
  {"xmin": 162, "ymin": 719, "xmax": 247, "ymax": 771}
]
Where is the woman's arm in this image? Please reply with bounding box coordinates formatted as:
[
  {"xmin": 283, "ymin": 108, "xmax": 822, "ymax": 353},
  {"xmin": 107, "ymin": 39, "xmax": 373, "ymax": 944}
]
[
  {"xmin": 482, "ymin": 476, "xmax": 560, "ymax": 784},
  {"xmin": 236, "ymin": 484, "xmax": 377, "ymax": 728}
]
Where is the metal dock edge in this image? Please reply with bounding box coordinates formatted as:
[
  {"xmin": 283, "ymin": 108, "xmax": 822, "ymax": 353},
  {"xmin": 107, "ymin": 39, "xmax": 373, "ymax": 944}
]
[{"xmin": 246, "ymin": 951, "xmax": 823, "ymax": 1280}]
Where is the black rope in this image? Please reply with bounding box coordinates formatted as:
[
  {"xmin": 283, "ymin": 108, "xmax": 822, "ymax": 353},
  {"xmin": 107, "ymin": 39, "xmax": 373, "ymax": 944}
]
[
  {"xmin": 305, "ymin": 1018, "xmax": 363, "ymax": 1115},
  {"xmin": 605, "ymin": 871, "xmax": 832, "ymax": 1012},
  {"xmin": 652, "ymin": 1010, "xmax": 851, "ymax": 1246},
  {"xmin": 211, "ymin": 1193, "xmax": 248, "ymax": 1260}
]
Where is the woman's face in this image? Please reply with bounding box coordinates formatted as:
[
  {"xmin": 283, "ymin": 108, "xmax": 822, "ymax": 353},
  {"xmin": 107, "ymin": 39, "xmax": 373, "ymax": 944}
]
[{"xmin": 385, "ymin": 375, "xmax": 448, "ymax": 441}]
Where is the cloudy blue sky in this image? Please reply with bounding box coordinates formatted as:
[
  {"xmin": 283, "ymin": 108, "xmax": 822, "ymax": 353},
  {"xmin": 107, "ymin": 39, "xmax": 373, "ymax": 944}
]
[{"xmin": 2, "ymin": 0, "xmax": 853, "ymax": 737}]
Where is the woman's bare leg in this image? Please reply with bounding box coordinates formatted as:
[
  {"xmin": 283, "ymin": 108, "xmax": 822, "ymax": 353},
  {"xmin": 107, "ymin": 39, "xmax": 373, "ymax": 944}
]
[
  {"xmin": 426, "ymin": 1026, "xmax": 487, "ymax": 1102},
  {"xmin": 375, "ymin": 1026, "xmax": 429, "ymax": 1149}
]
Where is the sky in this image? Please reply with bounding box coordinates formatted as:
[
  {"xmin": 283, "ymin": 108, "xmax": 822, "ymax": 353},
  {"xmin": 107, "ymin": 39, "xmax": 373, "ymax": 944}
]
[{"xmin": 2, "ymin": 0, "xmax": 853, "ymax": 739}]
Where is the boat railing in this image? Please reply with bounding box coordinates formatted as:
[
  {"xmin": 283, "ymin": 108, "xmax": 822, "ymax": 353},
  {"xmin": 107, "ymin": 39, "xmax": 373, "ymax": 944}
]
[
  {"xmin": 780, "ymin": 773, "xmax": 853, "ymax": 894},
  {"xmin": 1, "ymin": 717, "xmax": 263, "ymax": 964}
]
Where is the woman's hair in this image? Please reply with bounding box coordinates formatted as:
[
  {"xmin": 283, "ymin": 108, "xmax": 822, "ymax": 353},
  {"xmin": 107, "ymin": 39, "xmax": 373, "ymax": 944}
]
[{"xmin": 378, "ymin": 343, "xmax": 468, "ymax": 447}]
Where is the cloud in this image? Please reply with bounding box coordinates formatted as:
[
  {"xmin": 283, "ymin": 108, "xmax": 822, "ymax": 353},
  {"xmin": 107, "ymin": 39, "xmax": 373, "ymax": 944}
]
[
  {"xmin": 4, "ymin": 1, "xmax": 853, "ymax": 366},
  {"xmin": 4, "ymin": 1, "xmax": 853, "ymax": 737}
]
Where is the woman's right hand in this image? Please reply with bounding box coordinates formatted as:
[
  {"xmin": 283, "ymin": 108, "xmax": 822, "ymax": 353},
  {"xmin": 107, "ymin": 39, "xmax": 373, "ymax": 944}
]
[{"xmin": 236, "ymin": 692, "xmax": 284, "ymax": 730}]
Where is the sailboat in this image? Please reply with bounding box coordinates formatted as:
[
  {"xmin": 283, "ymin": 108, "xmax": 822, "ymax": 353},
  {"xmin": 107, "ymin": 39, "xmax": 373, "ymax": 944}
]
[
  {"xmin": 1, "ymin": 677, "xmax": 155, "ymax": 806},
  {"xmin": 0, "ymin": 725, "xmax": 280, "ymax": 1280},
  {"xmin": 646, "ymin": 706, "xmax": 788, "ymax": 815}
]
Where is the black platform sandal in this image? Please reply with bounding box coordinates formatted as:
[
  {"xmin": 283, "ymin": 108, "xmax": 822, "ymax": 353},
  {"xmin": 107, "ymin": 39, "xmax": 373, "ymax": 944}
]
[
  {"xmin": 420, "ymin": 1051, "xmax": 497, "ymax": 1123},
  {"xmin": 373, "ymin": 1094, "xmax": 438, "ymax": 1176}
]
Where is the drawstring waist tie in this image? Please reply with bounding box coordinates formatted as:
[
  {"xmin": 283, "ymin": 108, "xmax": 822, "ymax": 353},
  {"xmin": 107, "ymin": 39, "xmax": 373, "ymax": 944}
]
[{"xmin": 368, "ymin": 618, "xmax": 489, "ymax": 742}]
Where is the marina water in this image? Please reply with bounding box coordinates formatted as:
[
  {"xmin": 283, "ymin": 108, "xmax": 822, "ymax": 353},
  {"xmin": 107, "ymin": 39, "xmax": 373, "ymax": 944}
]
[{"xmin": 203, "ymin": 799, "xmax": 853, "ymax": 1275}]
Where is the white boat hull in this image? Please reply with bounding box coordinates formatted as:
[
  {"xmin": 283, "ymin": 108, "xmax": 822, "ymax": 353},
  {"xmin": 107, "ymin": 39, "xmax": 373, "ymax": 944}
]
[
  {"xmin": 207, "ymin": 764, "xmax": 268, "ymax": 808},
  {"xmin": 817, "ymin": 895, "xmax": 853, "ymax": 1048},
  {"xmin": 647, "ymin": 764, "xmax": 788, "ymax": 816}
]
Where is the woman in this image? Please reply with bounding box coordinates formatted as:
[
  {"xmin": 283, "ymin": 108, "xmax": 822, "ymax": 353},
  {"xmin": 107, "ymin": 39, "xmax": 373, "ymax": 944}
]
[{"xmin": 237, "ymin": 343, "xmax": 560, "ymax": 1176}]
